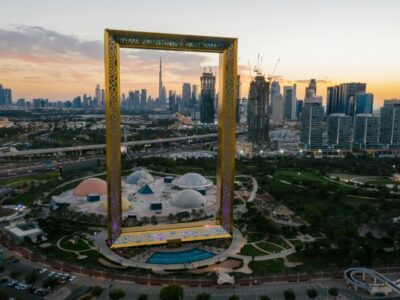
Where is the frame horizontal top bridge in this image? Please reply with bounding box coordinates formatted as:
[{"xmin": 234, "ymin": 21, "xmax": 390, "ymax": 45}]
[{"xmin": 105, "ymin": 29, "xmax": 237, "ymax": 53}]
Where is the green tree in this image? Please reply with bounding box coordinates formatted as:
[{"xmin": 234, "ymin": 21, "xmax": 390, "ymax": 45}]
[
  {"xmin": 159, "ymin": 284, "xmax": 184, "ymax": 300},
  {"xmin": 9, "ymin": 271, "xmax": 21, "ymax": 280},
  {"xmin": 328, "ymin": 287, "xmax": 338, "ymax": 299},
  {"xmin": 261, "ymin": 296, "xmax": 271, "ymax": 300},
  {"xmin": 109, "ymin": 288, "xmax": 126, "ymax": 300},
  {"xmin": 228, "ymin": 295, "xmax": 239, "ymax": 300},
  {"xmin": 25, "ymin": 270, "xmax": 38, "ymax": 288},
  {"xmin": 0, "ymin": 265, "xmax": 4, "ymax": 278},
  {"xmin": 138, "ymin": 294, "xmax": 148, "ymax": 300},
  {"xmin": 0, "ymin": 288, "xmax": 8, "ymax": 300},
  {"xmin": 195, "ymin": 293, "xmax": 211, "ymax": 300},
  {"xmin": 42, "ymin": 277, "xmax": 60, "ymax": 289},
  {"xmin": 307, "ymin": 288, "xmax": 318, "ymax": 299},
  {"xmin": 283, "ymin": 289, "xmax": 296, "ymax": 300},
  {"xmin": 91, "ymin": 286, "xmax": 104, "ymax": 298}
]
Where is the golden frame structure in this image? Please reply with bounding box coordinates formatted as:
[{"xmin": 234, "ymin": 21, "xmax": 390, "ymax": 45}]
[{"xmin": 104, "ymin": 29, "xmax": 238, "ymax": 243}]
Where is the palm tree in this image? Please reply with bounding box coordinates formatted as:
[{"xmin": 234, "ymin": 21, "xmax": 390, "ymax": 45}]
[
  {"xmin": 328, "ymin": 287, "xmax": 338, "ymax": 299},
  {"xmin": 283, "ymin": 289, "xmax": 296, "ymax": 300},
  {"xmin": 195, "ymin": 293, "xmax": 211, "ymax": 300},
  {"xmin": 306, "ymin": 288, "xmax": 317, "ymax": 299}
]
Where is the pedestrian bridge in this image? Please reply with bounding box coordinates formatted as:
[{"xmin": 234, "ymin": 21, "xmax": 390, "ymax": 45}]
[{"xmin": 345, "ymin": 267, "xmax": 400, "ymax": 296}]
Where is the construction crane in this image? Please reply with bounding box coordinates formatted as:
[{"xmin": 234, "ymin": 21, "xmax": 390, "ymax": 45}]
[{"xmin": 267, "ymin": 58, "xmax": 280, "ymax": 83}]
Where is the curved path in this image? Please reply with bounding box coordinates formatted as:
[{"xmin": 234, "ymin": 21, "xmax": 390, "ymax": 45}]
[{"xmin": 345, "ymin": 267, "xmax": 400, "ymax": 294}]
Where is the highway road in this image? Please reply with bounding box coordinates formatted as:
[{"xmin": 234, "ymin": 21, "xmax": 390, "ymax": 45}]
[{"xmin": 0, "ymin": 132, "xmax": 221, "ymax": 158}]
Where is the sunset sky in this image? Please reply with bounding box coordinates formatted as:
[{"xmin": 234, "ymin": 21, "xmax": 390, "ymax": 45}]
[{"xmin": 0, "ymin": 0, "xmax": 399, "ymax": 107}]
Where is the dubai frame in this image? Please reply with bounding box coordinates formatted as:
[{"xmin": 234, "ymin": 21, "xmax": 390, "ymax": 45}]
[{"xmin": 104, "ymin": 29, "xmax": 237, "ymax": 247}]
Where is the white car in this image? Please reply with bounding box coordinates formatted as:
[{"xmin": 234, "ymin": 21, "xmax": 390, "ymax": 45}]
[{"xmin": 38, "ymin": 268, "xmax": 47, "ymax": 274}]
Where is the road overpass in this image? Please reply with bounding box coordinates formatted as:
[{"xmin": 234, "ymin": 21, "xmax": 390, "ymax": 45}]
[
  {"xmin": 345, "ymin": 267, "xmax": 400, "ymax": 296},
  {"xmin": 0, "ymin": 132, "xmax": 238, "ymax": 158}
]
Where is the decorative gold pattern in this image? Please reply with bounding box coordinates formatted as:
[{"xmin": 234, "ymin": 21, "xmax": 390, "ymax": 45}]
[{"xmin": 104, "ymin": 29, "xmax": 237, "ymax": 244}]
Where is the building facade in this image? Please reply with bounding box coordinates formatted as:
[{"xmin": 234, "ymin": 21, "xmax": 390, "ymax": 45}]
[
  {"xmin": 380, "ymin": 100, "xmax": 400, "ymax": 148},
  {"xmin": 300, "ymin": 102, "xmax": 325, "ymax": 150},
  {"xmin": 353, "ymin": 114, "xmax": 379, "ymax": 150},
  {"xmin": 200, "ymin": 70, "xmax": 216, "ymax": 123},
  {"xmin": 327, "ymin": 113, "xmax": 352, "ymax": 150},
  {"xmin": 247, "ymin": 75, "xmax": 270, "ymax": 145}
]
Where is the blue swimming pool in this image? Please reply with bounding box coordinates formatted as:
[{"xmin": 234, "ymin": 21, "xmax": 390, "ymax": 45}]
[{"xmin": 146, "ymin": 248, "xmax": 214, "ymax": 264}]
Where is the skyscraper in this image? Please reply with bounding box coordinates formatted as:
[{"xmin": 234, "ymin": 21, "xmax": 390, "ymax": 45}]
[
  {"xmin": 247, "ymin": 74, "xmax": 269, "ymax": 145},
  {"xmin": 182, "ymin": 83, "xmax": 191, "ymax": 110},
  {"xmin": 128, "ymin": 91, "xmax": 135, "ymax": 111},
  {"xmin": 141, "ymin": 89, "xmax": 147, "ymax": 111},
  {"xmin": 101, "ymin": 89, "xmax": 105, "ymax": 108},
  {"xmin": 169, "ymin": 90, "xmax": 177, "ymax": 113},
  {"xmin": 355, "ymin": 93, "xmax": 373, "ymax": 115},
  {"xmin": 341, "ymin": 82, "xmax": 367, "ymax": 116},
  {"xmin": 271, "ymin": 94, "xmax": 284, "ymax": 124},
  {"xmin": 270, "ymin": 81, "xmax": 281, "ymax": 97},
  {"xmin": 327, "ymin": 113, "xmax": 352, "ymax": 150},
  {"xmin": 0, "ymin": 84, "xmax": 4, "ymax": 106},
  {"xmin": 191, "ymin": 84, "xmax": 199, "ymax": 107},
  {"xmin": 380, "ymin": 100, "xmax": 400, "ymax": 147},
  {"xmin": 200, "ymin": 69, "xmax": 216, "ymax": 124},
  {"xmin": 134, "ymin": 90, "xmax": 140, "ymax": 111},
  {"xmin": 305, "ymin": 79, "xmax": 317, "ymax": 101},
  {"xmin": 300, "ymin": 102, "xmax": 325, "ymax": 150},
  {"xmin": 159, "ymin": 57, "xmax": 163, "ymax": 103},
  {"xmin": 353, "ymin": 114, "xmax": 379, "ymax": 150},
  {"xmin": 283, "ymin": 84, "xmax": 297, "ymax": 120},
  {"xmin": 95, "ymin": 84, "xmax": 101, "ymax": 108},
  {"xmin": 326, "ymin": 85, "xmax": 340, "ymax": 115},
  {"xmin": 4, "ymin": 89, "xmax": 12, "ymax": 106}
]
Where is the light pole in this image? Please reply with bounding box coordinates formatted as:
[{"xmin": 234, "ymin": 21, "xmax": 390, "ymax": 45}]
[{"xmin": 106, "ymin": 284, "xmax": 113, "ymax": 300}]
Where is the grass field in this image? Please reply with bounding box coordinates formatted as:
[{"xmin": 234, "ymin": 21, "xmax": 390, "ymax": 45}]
[
  {"xmin": 256, "ymin": 242, "xmax": 283, "ymax": 253},
  {"xmin": 239, "ymin": 244, "xmax": 266, "ymax": 256},
  {"xmin": 249, "ymin": 258, "xmax": 285, "ymax": 275}
]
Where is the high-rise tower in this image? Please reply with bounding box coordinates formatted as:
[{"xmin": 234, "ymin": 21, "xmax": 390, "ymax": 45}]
[
  {"xmin": 200, "ymin": 69, "xmax": 216, "ymax": 123},
  {"xmin": 159, "ymin": 57, "xmax": 163, "ymax": 103},
  {"xmin": 247, "ymin": 74, "xmax": 270, "ymax": 145}
]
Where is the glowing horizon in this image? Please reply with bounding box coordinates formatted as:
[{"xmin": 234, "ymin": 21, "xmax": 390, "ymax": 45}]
[{"xmin": 0, "ymin": 0, "xmax": 399, "ymax": 107}]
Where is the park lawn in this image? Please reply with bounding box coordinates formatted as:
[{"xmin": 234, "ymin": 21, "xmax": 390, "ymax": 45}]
[
  {"xmin": 256, "ymin": 242, "xmax": 283, "ymax": 253},
  {"xmin": 59, "ymin": 237, "xmax": 92, "ymax": 252},
  {"xmin": 267, "ymin": 235, "xmax": 291, "ymax": 249},
  {"xmin": 239, "ymin": 244, "xmax": 266, "ymax": 256},
  {"xmin": 288, "ymin": 240, "xmax": 303, "ymax": 247},
  {"xmin": 286, "ymin": 252, "xmax": 344, "ymax": 273},
  {"xmin": 246, "ymin": 232, "xmax": 266, "ymax": 243},
  {"xmin": 274, "ymin": 170, "xmax": 329, "ymax": 184},
  {"xmin": 249, "ymin": 258, "xmax": 285, "ymax": 275}
]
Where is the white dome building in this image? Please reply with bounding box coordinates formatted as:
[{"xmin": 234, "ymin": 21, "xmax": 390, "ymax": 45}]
[
  {"xmin": 171, "ymin": 172, "xmax": 212, "ymax": 189},
  {"xmin": 171, "ymin": 189, "xmax": 206, "ymax": 209},
  {"xmin": 125, "ymin": 169, "xmax": 154, "ymax": 186},
  {"xmin": 74, "ymin": 178, "xmax": 107, "ymax": 196}
]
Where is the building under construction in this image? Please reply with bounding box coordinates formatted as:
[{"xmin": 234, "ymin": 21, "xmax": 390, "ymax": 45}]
[{"xmin": 247, "ymin": 74, "xmax": 270, "ymax": 146}]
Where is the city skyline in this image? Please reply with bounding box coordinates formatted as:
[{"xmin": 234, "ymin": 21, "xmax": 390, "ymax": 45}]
[{"xmin": 0, "ymin": 0, "xmax": 399, "ymax": 106}]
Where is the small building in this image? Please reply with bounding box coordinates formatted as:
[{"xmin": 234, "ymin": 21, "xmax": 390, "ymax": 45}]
[{"xmin": 5, "ymin": 222, "xmax": 44, "ymax": 243}]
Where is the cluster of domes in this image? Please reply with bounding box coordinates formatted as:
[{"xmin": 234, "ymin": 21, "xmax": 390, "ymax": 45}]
[
  {"xmin": 74, "ymin": 178, "xmax": 107, "ymax": 196},
  {"xmin": 125, "ymin": 170, "xmax": 154, "ymax": 186},
  {"xmin": 172, "ymin": 172, "xmax": 212, "ymax": 189},
  {"xmin": 99, "ymin": 196, "xmax": 132, "ymax": 212},
  {"xmin": 171, "ymin": 189, "xmax": 206, "ymax": 209}
]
